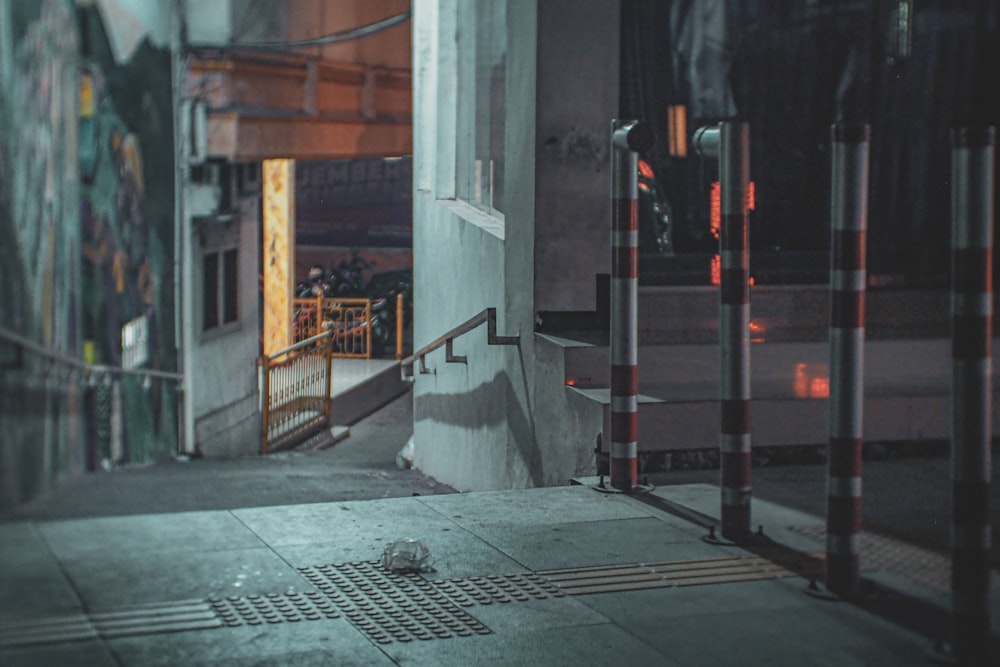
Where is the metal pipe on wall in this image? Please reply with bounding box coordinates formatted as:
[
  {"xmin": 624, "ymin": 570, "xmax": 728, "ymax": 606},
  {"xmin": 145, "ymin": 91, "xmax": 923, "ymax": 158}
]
[
  {"xmin": 950, "ymin": 126, "xmax": 994, "ymax": 664},
  {"xmin": 396, "ymin": 292, "xmax": 405, "ymax": 360},
  {"xmin": 609, "ymin": 119, "xmax": 654, "ymax": 492},
  {"xmin": 825, "ymin": 123, "xmax": 870, "ymax": 597},
  {"xmin": 696, "ymin": 122, "xmax": 753, "ymax": 541}
]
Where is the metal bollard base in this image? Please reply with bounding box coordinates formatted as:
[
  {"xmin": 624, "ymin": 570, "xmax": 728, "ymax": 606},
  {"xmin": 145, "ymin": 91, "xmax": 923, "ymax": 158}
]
[{"xmin": 592, "ymin": 475, "xmax": 655, "ymax": 495}]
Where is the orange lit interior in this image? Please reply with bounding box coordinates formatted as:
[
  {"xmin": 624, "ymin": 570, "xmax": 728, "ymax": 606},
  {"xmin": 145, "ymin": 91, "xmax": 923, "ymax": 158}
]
[
  {"xmin": 710, "ymin": 181, "xmax": 721, "ymax": 239},
  {"xmin": 667, "ymin": 105, "xmax": 688, "ymax": 158},
  {"xmin": 709, "ymin": 180, "xmax": 756, "ymax": 286},
  {"xmin": 794, "ymin": 362, "xmax": 829, "ymax": 399},
  {"xmin": 638, "ymin": 159, "xmax": 655, "ymax": 179}
]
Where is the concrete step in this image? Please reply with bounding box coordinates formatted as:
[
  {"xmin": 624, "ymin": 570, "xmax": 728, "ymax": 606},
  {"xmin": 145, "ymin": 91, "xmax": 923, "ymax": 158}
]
[{"xmin": 539, "ymin": 334, "xmax": 1000, "ymax": 453}]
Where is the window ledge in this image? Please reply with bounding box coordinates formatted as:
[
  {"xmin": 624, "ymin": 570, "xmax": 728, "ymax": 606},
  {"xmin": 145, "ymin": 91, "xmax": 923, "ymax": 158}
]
[
  {"xmin": 200, "ymin": 320, "xmax": 243, "ymax": 343},
  {"xmin": 436, "ymin": 198, "xmax": 505, "ymax": 241}
]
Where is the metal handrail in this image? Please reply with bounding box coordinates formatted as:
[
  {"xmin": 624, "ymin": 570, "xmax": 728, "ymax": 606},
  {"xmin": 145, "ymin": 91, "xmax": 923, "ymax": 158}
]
[
  {"xmin": 265, "ymin": 328, "xmax": 334, "ymax": 362},
  {"xmin": 400, "ymin": 307, "xmax": 518, "ymax": 379},
  {"xmin": 0, "ymin": 325, "xmax": 182, "ymax": 381}
]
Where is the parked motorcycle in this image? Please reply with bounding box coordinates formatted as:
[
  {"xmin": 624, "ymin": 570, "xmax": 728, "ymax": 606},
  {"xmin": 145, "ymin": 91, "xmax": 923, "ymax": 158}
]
[{"xmin": 294, "ymin": 251, "xmax": 411, "ymax": 358}]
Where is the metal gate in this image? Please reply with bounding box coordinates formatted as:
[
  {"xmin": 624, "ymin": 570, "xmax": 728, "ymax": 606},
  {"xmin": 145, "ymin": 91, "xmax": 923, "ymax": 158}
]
[
  {"xmin": 292, "ymin": 297, "xmax": 373, "ymax": 359},
  {"xmin": 260, "ymin": 330, "xmax": 333, "ymax": 453}
]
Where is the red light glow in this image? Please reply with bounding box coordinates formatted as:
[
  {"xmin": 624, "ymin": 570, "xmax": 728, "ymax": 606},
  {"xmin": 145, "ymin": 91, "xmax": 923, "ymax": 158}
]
[{"xmin": 793, "ymin": 363, "xmax": 829, "ymax": 399}]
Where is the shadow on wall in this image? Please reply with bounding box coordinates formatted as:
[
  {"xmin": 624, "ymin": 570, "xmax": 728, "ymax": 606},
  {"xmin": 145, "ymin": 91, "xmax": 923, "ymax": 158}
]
[{"xmin": 414, "ymin": 369, "xmax": 543, "ymax": 487}]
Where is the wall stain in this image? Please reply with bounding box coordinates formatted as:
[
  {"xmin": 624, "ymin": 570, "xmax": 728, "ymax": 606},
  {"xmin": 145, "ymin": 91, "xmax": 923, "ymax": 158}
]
[{"xmin": 541, "ymin": 126, "xmax": 606, "ymax": 172}]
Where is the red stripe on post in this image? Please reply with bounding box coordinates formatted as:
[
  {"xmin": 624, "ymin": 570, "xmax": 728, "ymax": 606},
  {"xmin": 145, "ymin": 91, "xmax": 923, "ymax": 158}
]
[
  {"xmin": 952, "ymin": 315, "xmax": 992, "ymax": 358},
  {"xmin": 610, "ymin": 412, "xmax": 638, "ymax": 443},
  {"xmin": 720, "ymin": 399, "xmax": 751, "ymax": 435},
  {"xmin": 720, "ymin": 213, "xmax": 748, "ymax": 252},
  {"xmin": 953, "ymin": 481, "xmax": 991, "ymax": 527},
  {"xmin": 611, "ymin": 199, "xmax": 637, "ymax": 234},
  {"xmin": 827, "ymin": 496, "xmax": 862, "ymax": 534},
  {"xmin": 952, "ymin": 247, "xmax": 993, "ymax": 294},
  {"xmin": 952, "ymin": 551, "xmax": 991, "ymax": 594},
  {"xmin": 831, "ymin": 290, "xmax": 865, "ymax": 328},
  {"xmin": 827, "ymin": 438, "xmax": 863, "ymax": 477},
  {"xmin": 832, "ymin": 229, "xmax": 867, "ymax": 271},
  {"xmin": 951, "ymin": 126, "xmax": 996, "ymax": 148},
  {"xmin": 612, "ymin": 247, "xmax": 639, "ymax": 279},
  {"xmin": 826, "ymin": 555, "xmax": 860, "ymax": 593},
  {"xmin": 720, "ymin": 269, "xmax": 749, "ymax": 304},
  {"xmin": 833, "ymin": 123, "xmax": 871, "ymax": 144},
  {"xmin": 721, "ymin": 506, "xmax": 750, "ymax": 542},
  {"xmin": 720, "ymin": 452, "xmax": 751, "ymax": 487},
  {"xmin": 610, "ymin": 365, "xmax": 638, "ymax": 397},
  {"xmin": 610, "ymin": 457, "xmax": 637, "ymax": 486}
]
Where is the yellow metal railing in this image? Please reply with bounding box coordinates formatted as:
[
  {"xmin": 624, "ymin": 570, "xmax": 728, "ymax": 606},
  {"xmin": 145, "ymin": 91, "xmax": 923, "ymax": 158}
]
[
  {"xmin": 260, "ymin": 329, "xmax": 333, "ymax": 453},
  {"xmin": 293, "ymin": 297, "xmax": 373, "ymax": 359}
]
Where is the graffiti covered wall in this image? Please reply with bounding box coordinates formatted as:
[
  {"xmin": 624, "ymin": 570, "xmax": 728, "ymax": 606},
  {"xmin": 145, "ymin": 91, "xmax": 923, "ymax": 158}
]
[
  {"xmin": 0, "ymin": 0, "xmax": 177, "ymax": 512},
  {"xmin": 76, "ymin": 2, "xmax": 177, "ymax": 466},
  {"xmin": 0, "ymin": 0, "xmax": 83, "ymax": 510}
]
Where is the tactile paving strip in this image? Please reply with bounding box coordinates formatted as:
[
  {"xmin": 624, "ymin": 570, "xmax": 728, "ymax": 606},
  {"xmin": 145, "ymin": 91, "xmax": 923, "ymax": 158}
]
[
  {"xmin": 432, "ymin": 572, "xmax": 565, "ymax": 606},
  {"xmin": 786, "ymin": 525, "xmax": 1000, "ymax": 594},
  {"xmin": 536, "ymin": 555, "xmax": 803, "ymax": 596},
  {"xmin": 207, "ymin": 591, "xmax": 340, "ymax": 627},
  {"xmin": 0, "ymin": 600, "xmax": 221, "ymax": 648},
  {"xmin": 297, "ymin": 561, "xmax": 492, "ymax": 644}
]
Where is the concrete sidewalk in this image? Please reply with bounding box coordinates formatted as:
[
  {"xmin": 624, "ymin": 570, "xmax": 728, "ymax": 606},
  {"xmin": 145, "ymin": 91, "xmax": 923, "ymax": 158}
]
[{"xmin": 2, "ymin": 483, "xmax": 995, "ymax": 666}]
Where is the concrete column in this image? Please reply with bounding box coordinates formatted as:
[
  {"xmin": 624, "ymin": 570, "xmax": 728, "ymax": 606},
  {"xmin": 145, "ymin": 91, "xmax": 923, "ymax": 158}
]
[
  {"xmin": 950, "ymin": 126, "xmax": 994, "ymax": 665},
  {"xmin": 825, "ymin": 123, "xmax": 870, "ymax": 597},
  {"xmin": 609, "ymin": 119, "xmax": 654, "ymax": 492}
]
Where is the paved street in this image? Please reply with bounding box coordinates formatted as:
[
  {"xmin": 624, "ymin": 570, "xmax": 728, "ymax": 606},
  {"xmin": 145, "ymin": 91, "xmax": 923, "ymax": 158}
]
[
  {"xmin": 0, "ymin": 393, "xmax": 455, "ymax": 523},
  {"xmin": 2, "ymin": 393, "xmax": 999, "ymax": 665}
]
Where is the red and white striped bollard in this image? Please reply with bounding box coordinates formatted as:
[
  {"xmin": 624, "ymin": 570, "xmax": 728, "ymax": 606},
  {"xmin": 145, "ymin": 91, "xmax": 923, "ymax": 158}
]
[
  {"xmin": 950, "ymin": 125, "xmax": 994, "ymax": 665},
  {"xmin": 825, "ymin": 123, "xmax": 870, "ymax": 597},
  {"xmin": 609, "ymin": 119, "xmax": 654, "ymax": 492}
]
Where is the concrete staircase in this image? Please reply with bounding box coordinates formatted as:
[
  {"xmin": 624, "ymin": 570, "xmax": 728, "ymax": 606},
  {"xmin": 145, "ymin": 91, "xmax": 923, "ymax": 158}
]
[{"xmin": 538, "ymin": 285, "xmax": 1000, "ymax": 461}]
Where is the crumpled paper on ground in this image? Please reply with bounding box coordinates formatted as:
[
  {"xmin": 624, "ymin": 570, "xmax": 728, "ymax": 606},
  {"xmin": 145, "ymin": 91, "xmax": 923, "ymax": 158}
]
[{"xmin": 381, "ymin": 538, "xmax": 433, "ymax": 573}]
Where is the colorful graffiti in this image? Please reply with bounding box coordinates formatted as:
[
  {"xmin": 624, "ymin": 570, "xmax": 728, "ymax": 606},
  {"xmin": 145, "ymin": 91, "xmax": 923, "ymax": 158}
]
[
  {"xmin": 5, "ymin": 0, "xmax": 79, "ymax": 349},
  {"xmin": 79, "ymin": 65, "xmax": 155, "ymax": 368},
  {"xmin": 0, "ymin": 0, "xmax": 82, "ymax": 510},
  {"xmin": 76, "ymin": 3, "xmax": 177, "ymax": 466}
]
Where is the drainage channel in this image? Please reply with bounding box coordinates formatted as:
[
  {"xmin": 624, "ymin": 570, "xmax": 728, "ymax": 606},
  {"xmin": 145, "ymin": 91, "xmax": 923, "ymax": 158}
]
[{"xmin": 1, "ymin": 554, "xmax": 812, "ymax": 649}]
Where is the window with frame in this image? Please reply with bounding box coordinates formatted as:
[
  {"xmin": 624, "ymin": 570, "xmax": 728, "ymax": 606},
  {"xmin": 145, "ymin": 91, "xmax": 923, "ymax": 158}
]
[
  {"xmin": 458, "ymin": 0, "xmax": 506, "ymax": 215},
  {"xmin": 202, "ymin": 246, "xmax": 239, "ymax": 332}
]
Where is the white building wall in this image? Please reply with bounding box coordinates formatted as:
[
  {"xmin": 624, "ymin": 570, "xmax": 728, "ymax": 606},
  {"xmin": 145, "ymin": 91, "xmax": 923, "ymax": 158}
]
[
  {"xmin": 185, "ymin": 182, "xmax": 262, "ymax": 457},
  {"xmin": 411, "ymin": 0, "xmax": 619, "ymax": 491},
  {"xmin": 411, "ymin": 0, "xmax": 536, "ymax": 491}
]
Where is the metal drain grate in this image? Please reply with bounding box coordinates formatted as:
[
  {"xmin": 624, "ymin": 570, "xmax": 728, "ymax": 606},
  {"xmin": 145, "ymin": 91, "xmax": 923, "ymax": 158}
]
[
  {"xmin": 0, "ymin": 600, "xmax": 220, "ymax": 648},
  {"xmin": 297, "ymin": 561, "xmax": 492, "ymax": 644},
  {"xmin": 432, "ymin": 572, "xmax": 565, "ymax": 607},
  {"xmin": 537, "ymin": 555, "xmax": 799, "ymax": 596},
  {"xmin": 208, "ymin": 591, "xmax": 340, "ymax": 627}
]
